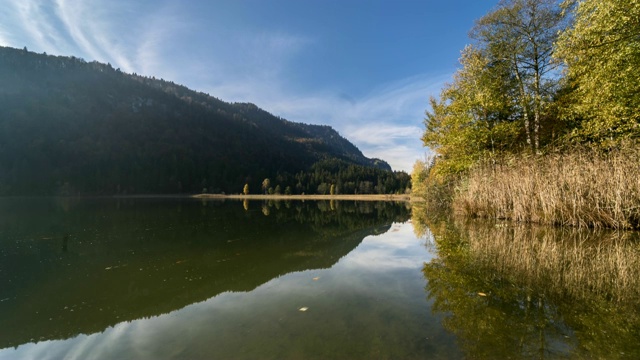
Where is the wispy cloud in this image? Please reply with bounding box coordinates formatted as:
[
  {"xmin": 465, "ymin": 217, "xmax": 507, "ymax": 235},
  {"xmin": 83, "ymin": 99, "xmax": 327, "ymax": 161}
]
[
  {"xmin": 0, "ymin": 26, "xmax": 11, "ymax": 47},
  {"xmin": 1, "ymin": 0, "xmax": 131, "ymax": 69},
  {"xmin": 130, "ymin": 2, "xmax": 200, "ymax": 82},
  {"xmin": 1, "ymin": 0, "xmax": 184, "ymax": 74},
  {"xmin": 53, "ymin": 0, "xmax": 140, "ymax": 72},
  {"xmin": 5, "ymin": 1, "xmax": 67, "ymax": 54}
]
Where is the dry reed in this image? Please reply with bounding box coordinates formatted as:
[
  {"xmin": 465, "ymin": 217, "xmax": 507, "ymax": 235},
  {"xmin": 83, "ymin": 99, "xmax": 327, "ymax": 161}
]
[{"xmin": 455, "ymin": 147, "xmax": 640, "ymax": 229}]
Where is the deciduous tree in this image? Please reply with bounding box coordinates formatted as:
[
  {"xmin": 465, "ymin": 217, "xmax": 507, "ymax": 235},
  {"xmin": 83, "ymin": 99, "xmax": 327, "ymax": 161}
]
[
  {"xmin": 261, "ymin": 178, "xmax": 270, "ymax": 194},
  {"xmin": 554, "ymin": 0, "xmax": 640, "ymax": 145},
  {"xmin": 423, "ymin": 45, "xmax": 520, "ymax": 177},
  {"xmin": 472, "ymin": 0, "xmax": 565, "ymax": 152}
]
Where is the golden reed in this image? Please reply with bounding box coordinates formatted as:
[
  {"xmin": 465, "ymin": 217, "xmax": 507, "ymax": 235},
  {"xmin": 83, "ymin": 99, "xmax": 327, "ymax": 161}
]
[{"xmin": 455, "ymin": 147, "xmax": 640, "ymax": 229}]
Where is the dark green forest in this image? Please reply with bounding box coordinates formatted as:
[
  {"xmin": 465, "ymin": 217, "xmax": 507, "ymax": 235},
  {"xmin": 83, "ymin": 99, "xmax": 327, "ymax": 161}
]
[{"xmin": 0, "ymin": 46, "xmax": 410, "ymax": 196}]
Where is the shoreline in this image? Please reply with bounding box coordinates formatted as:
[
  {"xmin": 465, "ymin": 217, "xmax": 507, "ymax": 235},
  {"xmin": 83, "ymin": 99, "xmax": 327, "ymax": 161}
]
[
  {"xmin": 192, "ymin": 194, "xmax": 416, "ymax": 202},
  {"xmin": 0, "ymin": 194, "xmax": 421, "ymax": 202}
]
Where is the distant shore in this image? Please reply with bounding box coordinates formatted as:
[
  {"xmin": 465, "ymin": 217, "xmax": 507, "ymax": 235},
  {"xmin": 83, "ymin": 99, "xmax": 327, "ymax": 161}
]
[{"xmin": 192, "ymin": 194, "xmax": 416, "ymax": 202}]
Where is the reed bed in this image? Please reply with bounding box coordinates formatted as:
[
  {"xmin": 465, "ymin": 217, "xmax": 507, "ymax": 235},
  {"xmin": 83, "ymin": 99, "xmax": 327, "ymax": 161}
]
[
  {"xmin": 465, "ymin": 222, "xmax": 640, "ymax": 303},
  {"xmin": 455, "ymin": 147, "xmax": 640, "ymax": 229}
]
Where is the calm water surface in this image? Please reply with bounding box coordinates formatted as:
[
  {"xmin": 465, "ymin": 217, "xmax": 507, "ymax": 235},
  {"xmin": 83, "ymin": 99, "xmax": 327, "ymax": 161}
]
[
  {"xmin": 1, "ymin": 198, "xmax": 639, "ymax": 359},
  {"xmin": 0, "ymin": 198, "xmax": 459, "ymax": 359}
]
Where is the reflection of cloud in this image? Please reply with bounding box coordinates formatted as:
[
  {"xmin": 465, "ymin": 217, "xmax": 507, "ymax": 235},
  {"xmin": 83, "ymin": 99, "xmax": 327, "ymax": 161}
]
[
  {"xmin": 0, "ymin": 291, "xmax": 244, "ymax": 360},
  {"xmin": 338, "ymin": 222, "xmax": 434, "ymax": 270}
]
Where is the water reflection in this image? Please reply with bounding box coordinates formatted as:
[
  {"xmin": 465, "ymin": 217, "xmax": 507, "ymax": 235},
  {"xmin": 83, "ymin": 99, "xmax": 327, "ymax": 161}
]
[
  {"xmin": 0, "ymin": 198, "xmax": 466, "ymax": 359},
  {"xmin": 415, "ymin": 206, "xmax": 640, "ymax": 359},
  {"xmin": 11, "ymin": 199, "xmax": 637, "ymax": 358},
  {"xmin": 0, "ymin": 198, "xmax": 409, "ymax": 350}
]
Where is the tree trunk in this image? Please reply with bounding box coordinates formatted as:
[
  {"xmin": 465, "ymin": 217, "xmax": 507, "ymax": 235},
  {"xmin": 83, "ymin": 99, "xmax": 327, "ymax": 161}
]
[{"xmin": 513, "ymin": 56, "xmax": 532, "ymax": 150}]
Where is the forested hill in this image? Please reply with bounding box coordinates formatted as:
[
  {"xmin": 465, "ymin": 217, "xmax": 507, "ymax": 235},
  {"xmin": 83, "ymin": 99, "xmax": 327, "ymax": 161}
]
[{"xmin": 0, "ymin": 46, "xmax": 408, "ymax": 196}]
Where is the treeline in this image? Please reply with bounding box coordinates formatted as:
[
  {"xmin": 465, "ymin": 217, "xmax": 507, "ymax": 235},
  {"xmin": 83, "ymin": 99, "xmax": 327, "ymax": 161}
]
[
  {"xmin": 414, "ymin": 0, "xmax": 640, "ymax": 227},
  {"xmin": 0, "ymin": 46, "xmax": 405, "ymax": 196},
  {"xmin": 243, "ymin": 158, "xmax": 411, "ymax": 195}
]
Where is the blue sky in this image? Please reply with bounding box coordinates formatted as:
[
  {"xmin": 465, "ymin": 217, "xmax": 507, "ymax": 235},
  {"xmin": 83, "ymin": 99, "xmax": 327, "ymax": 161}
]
[{"xmin": 0, "ymin": 0, "xmax": 496, "ymax": 172}]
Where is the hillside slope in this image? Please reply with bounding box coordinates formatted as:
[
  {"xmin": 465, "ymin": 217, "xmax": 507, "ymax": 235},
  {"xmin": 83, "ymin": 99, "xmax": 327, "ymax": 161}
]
[{"xmin": 0, "ymin": 46, "xmax": 400, "ymax": 195}]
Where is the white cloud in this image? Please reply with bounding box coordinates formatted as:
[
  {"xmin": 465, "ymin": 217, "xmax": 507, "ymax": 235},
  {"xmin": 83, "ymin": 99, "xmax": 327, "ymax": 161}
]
[
  {"xmin": 53, "ymin": 0, "xmax": 140, "ymax": 72},
  {"xmin": 346, "ymin": 125, "xmax": 421, "ymax": 147},
  {"xmin": 131, "ymin": 4, "xmax": 198, "ymax": 82},
  {"xmin": 4, "ymin": 1, "xmax": 65, "ymax": 54},
  {"xmin": 1, "ymin": 0, "xmax": 183, "ymax": 75},
  {"xmin": 0, "ymin": 0, "xmax": 132, "ymax": 68},
  {"xmin": 0, "ymin": 4, "xmax": 12, "ymax": 45}
]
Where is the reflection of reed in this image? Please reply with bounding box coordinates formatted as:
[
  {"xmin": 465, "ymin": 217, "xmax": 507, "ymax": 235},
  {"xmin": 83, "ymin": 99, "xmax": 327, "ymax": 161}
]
[{"xmin": 465, "ymin": 222, "xmax": 640, "ymax": 303}]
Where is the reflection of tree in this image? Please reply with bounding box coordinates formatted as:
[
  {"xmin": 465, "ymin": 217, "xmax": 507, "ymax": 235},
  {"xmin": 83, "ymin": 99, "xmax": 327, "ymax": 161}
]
[
  {"xmin": 422, "ymin": 220, "xmax": 571, "ymax": 358},
  {"xmin": 414, "ymin": 210, "xmax": 640, "ymax": 359},
  {"xmin": 266, "ymin": 200, "xmax": 411, "ymax": 234},
  {"xmin": 410, "ymin": 203, "xmax": 443, "ymax": 240}
]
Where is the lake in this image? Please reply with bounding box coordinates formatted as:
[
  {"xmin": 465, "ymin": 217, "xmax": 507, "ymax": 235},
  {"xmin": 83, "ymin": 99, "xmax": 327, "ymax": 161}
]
[{"xmin": 0, "ymin": 198, "xmax": 639, "ymax": 359}]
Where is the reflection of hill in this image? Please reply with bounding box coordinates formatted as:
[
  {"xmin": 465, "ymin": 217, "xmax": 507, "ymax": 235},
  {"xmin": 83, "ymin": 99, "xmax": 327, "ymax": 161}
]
[{"xmin": 0, "ymin": 198, "xmax": 409, "ymax": 348}]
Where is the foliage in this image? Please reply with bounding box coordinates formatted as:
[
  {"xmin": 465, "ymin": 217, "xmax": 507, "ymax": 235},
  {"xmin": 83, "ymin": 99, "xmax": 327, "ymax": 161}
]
[
  {"xmin": 422, "ymin": 0, "xmax": 566, "ymax": 184},
  {"xmin": 410, "ymin": 160, "xmax": 430, "ymax": 198},
  {"xmin": 423, "ymin": 0, "xmax": 566, "ymax": 181},
  {"xmin": 423, "ymin": 45, "xmax": 521, "ymax": 178},
  {"xmin": 472, "ymin": 0, "xmax": 566, "ymax": 152},
  {"xmin": 290, "ymin": 158, "xmax": 411, "ymax": 196},
  {"xmin": 422, "ymin": 0, "xmax": 562, "ymax": 181},
  {"xmin": 410, "ymin": 158, "xmax": 455, "ymax": 211},
  {"xmin": 554, "ymin": 0, "xmax": 640, "ymax": 146}
]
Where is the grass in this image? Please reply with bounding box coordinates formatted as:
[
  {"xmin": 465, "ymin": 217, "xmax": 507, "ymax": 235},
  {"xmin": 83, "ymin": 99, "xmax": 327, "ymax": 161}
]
[{"xmin": 454, "ymin": 147, "xmax": 640, "ymax": 229}]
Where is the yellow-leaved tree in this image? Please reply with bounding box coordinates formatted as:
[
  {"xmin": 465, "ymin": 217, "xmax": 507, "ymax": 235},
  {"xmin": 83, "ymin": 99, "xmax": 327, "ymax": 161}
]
[
  {"xmin": 423, "ymin": 45, "xmax": 520, "ymax": 179},
  {"xmin": 555, "ymin": 0, "xmax": 640, "ymax": 146}
]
